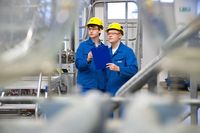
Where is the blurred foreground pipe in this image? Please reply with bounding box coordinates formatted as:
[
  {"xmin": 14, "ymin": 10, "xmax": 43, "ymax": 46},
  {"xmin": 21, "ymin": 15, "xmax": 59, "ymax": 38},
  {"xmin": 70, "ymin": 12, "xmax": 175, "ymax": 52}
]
[{"xmin": 116, "ymin": 17, "xmax": 200, "ymax": 97}]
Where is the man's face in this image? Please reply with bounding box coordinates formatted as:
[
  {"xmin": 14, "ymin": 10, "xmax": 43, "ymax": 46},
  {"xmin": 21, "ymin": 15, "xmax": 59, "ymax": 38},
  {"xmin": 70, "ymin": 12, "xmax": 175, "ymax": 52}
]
[
  {"xmin": 88, "ymin": 26, "xmax": 101, "ymax": 38},
  {"xmin": 107, "ymin": 30, "xmax": 122, "ymax": 44}
]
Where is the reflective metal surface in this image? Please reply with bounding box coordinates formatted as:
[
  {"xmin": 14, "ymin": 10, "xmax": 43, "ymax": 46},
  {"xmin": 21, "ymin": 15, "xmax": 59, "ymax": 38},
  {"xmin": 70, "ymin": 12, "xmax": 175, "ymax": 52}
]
[{"xmin": 0, "ymin": 0, "xmax": 78, "ymax": 83}]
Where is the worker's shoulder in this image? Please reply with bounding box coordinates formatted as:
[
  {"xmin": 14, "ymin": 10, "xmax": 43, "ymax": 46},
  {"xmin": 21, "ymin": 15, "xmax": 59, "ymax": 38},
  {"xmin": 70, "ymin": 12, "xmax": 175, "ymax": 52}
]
[
  {"xmin": 79, "ymin": 40, "xmax": 87, "ymax": 45},
  {"xmin": 79, "ymin": 39, "xmax": 92, "ymax": 46},
  {"xmin": 120, "ymin": 43, "xmax": 133, "ymax": 52}
]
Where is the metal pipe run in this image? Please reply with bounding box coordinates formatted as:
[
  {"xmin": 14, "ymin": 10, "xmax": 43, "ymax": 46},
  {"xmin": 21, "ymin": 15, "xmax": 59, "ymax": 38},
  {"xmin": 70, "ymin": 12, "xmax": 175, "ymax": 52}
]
[{"xmin": 116, "ymin": 17, "xmax": 200, "ymax": 97}]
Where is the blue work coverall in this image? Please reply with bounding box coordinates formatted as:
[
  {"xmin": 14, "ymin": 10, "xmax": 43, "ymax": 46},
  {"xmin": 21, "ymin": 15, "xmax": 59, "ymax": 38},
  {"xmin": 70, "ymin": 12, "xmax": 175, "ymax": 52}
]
[
  {"xmin": 75, "ymin": 37, "xmax": 106, "ymax": 93},
  {"xmin": 106, "ymin": 42, "xmax": 138, "ymax": 96}
]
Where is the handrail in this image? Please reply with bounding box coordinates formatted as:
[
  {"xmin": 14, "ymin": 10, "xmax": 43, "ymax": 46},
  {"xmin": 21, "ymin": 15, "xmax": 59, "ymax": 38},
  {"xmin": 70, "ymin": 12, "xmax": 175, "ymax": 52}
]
[
  {"xmin": 116, "ymin": 54, "xmax": 162, "ymax": 96},
  {"xmin": 116, "ymin": 17, "xmax": 200, "ymax": 97}
]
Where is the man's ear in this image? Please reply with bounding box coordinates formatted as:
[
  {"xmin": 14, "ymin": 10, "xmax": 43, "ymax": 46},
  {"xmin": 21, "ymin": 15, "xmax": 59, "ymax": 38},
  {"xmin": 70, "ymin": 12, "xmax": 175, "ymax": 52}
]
[{"xmin": 119, "ymin": 34, "xmax": 122, "ymax": 39}]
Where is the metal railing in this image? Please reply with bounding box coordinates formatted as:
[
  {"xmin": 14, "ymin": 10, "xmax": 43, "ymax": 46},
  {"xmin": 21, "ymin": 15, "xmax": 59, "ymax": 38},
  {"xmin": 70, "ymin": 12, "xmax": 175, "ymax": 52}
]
[{"xmin": 0, "ymin": 72, "xmax": 44, "ymax": 118}]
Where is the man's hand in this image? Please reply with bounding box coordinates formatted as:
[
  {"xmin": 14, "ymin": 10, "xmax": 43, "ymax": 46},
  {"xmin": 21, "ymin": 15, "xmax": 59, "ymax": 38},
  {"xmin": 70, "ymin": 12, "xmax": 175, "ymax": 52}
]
[
  {"xmin": 87, "ymin": 51, "xmax": 93, "ymax": 62},
  {"xmin": 106, "ymin": 63, "xmax": 120, "ymax": 72}
]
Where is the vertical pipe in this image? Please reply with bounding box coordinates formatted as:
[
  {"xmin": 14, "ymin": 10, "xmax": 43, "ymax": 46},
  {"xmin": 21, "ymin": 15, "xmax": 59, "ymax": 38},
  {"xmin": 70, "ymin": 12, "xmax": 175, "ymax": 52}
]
[
  {"xmin": 190, "ymin": 75, "xmax": 198, "ymax": 125},
  {"xmin": 135, "ymin": 1, "xmax": 142, "ymax": 70},
  {"xmin": 125, "ymin": 1, "xmax": 128, "ymax": 45},
  {"xmin": 71, "ymin": 23, "xmax": 75, "ymax": 52},
  {"xmin": 104, "ymin": 1, "xmax": 108, "ymax": 44}
]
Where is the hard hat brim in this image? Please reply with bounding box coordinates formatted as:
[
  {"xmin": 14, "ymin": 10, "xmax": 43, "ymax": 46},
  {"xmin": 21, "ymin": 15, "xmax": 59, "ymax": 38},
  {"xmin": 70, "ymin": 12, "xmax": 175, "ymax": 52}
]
[{"xmin": 106, "ymin": 28, "xmax": 123, "ymax": 35}]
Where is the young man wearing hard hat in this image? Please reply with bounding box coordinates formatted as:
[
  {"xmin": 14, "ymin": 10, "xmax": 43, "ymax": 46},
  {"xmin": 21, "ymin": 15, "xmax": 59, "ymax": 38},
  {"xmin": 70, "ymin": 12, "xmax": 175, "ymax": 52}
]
[
  {"xmin": 106, "ymin": 22, "xmax": 138, "ymax": 96},
  {"xmin": 75, "ymin": 17, "xmax": 106, "ymax": 93}
]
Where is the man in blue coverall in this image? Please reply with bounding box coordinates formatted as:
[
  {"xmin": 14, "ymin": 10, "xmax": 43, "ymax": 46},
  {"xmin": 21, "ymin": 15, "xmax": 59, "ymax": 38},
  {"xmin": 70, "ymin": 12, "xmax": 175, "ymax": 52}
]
[
  {"xmin": 75, "ymin": 17, "xmax": 106, "ymax": 93},
  {"xmin": 106, "ymin": 22, "xmax": 138, "ymax": 96}
]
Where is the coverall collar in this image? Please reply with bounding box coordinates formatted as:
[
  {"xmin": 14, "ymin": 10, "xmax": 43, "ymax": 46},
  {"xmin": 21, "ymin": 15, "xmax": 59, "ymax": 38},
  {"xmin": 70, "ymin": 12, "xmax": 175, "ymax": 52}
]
[
  {"xmin": 88, "ymin": 37, "xmax": 102, "ymax": 47},
  {"xmin": 88, "ymin": 37, "xmax": 95, "ymax": 46},
  {"xmin": 111, "ymin": 42, "xmax": 123, "ymax": 56}
]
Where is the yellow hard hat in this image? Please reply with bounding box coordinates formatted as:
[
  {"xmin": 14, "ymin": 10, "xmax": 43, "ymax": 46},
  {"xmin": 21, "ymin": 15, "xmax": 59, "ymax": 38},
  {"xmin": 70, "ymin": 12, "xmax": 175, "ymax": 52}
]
[
  {"xmin": 86, "ymin": 17, "xmax": 103, "ymax": 29},
  {"xmin": 106, "ymin": 22, "xmax": 124, "ymax": 35}
]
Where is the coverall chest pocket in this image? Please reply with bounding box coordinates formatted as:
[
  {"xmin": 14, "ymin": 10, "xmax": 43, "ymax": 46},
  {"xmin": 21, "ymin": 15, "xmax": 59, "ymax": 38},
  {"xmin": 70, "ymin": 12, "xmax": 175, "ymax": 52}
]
[{"xmin": 114, "ymin": 57, "xmax": 125, "ymax": 67}]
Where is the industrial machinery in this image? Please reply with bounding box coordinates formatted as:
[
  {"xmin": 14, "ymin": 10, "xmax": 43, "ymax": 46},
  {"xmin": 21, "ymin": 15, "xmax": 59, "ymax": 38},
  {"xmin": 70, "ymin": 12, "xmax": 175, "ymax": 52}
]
[
  {"xmin": 0, "ymin": 0, "xmax": 200, "ymax": 133},
  {"xmin": 0, "ymin": 0, "xmax": 79, "ymax": 118}
]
